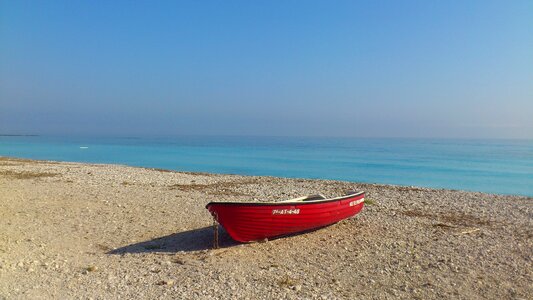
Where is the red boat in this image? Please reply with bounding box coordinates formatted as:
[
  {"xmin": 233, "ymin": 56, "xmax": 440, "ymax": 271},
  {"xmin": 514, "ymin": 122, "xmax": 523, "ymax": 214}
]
[{"xmin": 206, "ymin": 191, "xmax": 365, "ymax": 243}]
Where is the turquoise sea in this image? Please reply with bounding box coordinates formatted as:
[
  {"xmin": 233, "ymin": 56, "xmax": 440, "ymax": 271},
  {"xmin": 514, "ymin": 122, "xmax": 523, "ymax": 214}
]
[{"xmin": 0, "ymin": 135, "xmax": 531, "ymax": 196}]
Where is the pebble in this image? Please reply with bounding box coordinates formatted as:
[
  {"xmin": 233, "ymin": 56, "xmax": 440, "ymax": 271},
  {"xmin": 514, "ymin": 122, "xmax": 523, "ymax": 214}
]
[
  {"xmin": 156, "ymin": 279, "xmax": 174, "ymax": 286},
  {"xmin": 87, "ymin": 266, "xmax": 98, "ymax": 272}
]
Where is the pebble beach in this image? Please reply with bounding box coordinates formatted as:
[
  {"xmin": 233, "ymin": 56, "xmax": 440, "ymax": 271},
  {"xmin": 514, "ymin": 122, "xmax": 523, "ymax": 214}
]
[{"xmin": 0, "ymin": 157, "xmax": 531, "ymax": 299}]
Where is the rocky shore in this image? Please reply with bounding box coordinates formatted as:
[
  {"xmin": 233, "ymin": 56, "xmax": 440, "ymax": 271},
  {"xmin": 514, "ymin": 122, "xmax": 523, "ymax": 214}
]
[{"xmin": 0, "ymin": 157, "xmax": 531, "ymax": 299}]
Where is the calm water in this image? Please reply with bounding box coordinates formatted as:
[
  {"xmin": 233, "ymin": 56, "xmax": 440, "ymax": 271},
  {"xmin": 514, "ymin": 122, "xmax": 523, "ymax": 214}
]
[{"xmin": 1, "ymin": 135, "xmax": 532, "ymax": 196}]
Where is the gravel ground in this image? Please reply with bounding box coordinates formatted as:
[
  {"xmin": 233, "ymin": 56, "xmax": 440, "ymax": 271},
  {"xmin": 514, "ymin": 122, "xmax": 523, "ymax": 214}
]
[{"xmin": 0, "ymin": 157, "xmax": 531, "ymax": 299}]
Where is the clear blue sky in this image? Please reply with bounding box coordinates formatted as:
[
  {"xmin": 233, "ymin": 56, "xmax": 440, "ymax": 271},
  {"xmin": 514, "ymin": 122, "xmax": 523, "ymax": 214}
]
[{"xmin": 1, "ymin": 0, "xmax": 532, "ymax": 138}]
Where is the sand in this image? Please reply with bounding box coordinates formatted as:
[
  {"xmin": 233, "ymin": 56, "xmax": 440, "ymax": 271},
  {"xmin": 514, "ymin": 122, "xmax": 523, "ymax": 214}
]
[{"xmin": 0, "ymin": 157, "xmax": 531, "ymax": 299}]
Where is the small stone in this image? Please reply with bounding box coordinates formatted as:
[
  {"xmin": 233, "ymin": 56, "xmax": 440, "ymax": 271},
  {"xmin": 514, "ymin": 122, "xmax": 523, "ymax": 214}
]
[
  {"xmin": 156, "ymin": 279, "xmax": 174, "ymax": 286},
  {"xmin": 86, "ymin": 266, "xmax": 98, "ymax": 272}
]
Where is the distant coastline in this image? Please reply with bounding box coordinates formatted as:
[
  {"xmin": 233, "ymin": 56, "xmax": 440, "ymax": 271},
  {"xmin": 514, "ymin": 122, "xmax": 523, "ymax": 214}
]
[{"xmin": 0, "ymin": 134, "xmax": 39, "ymax": 137}]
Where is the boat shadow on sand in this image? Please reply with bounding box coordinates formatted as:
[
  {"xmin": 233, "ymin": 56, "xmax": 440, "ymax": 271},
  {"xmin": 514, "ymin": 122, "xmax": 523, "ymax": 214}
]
[{"xmin": 108, "ymin": 226, "xmax": 238, "ymax": 254}]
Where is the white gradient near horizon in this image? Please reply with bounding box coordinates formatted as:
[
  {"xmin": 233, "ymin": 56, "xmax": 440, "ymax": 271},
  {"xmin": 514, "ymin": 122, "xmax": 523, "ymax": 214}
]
[{"xmin": 0, "ymin": 1, "xmax": 532, "ymax": 139}]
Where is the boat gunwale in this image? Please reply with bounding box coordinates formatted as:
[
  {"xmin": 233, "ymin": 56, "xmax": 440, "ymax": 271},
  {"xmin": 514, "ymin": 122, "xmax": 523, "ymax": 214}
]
[{"xmin": 206, "ymin": 191, "xmax": 364, "ymax": 208}]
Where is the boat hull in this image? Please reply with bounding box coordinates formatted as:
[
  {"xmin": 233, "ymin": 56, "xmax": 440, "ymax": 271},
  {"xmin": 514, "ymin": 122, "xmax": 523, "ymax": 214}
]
[{"xmin": 206, "ymin": 192, "xmax": 365, "ymax": 242}]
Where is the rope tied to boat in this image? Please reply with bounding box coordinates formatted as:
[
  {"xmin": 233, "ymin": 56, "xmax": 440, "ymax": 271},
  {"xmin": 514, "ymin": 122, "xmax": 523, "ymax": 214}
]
[{"xmin": 212, "ymin": 213, "xmax": 219, "ymax": 249}]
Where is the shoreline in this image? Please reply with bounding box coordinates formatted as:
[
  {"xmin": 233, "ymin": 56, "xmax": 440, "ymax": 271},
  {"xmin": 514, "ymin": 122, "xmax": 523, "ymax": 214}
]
[
  {"xmin": 0, "ymin": 157, "xmax": 531, "ymax": 299},
  {"xmin": 1, "ymin": 155, "xmax": 529, "ymax": 198}
]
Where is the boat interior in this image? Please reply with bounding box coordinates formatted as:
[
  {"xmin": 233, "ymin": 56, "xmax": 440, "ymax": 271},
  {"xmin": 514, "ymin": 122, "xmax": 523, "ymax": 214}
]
[
  {"xmin": 206, "ymin": 190, "xmax": 363, "ymax": 206},
  {"xmin": 279, "ymin": 194, "xmax": 326, "ymax": 202},
  {"xmin": 279, "ymin": 191, "xmax": 359, "ymax": 203}
]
